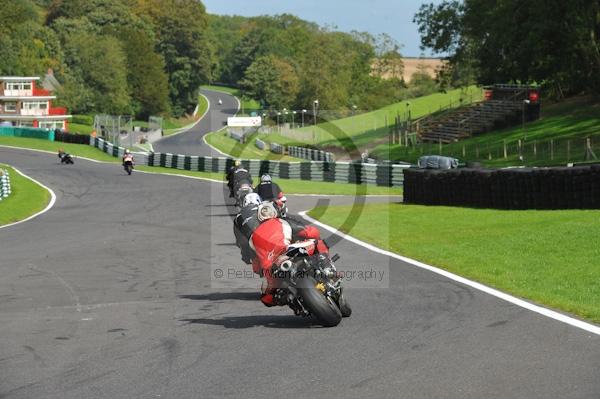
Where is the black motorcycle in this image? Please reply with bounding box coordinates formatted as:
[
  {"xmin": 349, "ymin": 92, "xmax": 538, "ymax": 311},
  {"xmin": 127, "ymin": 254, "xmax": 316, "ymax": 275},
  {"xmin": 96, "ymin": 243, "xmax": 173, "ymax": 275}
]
[
  {"xmin": 58, "ymin": 152, "xmax": 74, "ymax": 164},
  {"xmin": 235, "ymin": 183, "xmax": 253, "ymax": 207},
  {"xmin": 270, "ymin": 243, "xmax": 351, "ymax": 327}
]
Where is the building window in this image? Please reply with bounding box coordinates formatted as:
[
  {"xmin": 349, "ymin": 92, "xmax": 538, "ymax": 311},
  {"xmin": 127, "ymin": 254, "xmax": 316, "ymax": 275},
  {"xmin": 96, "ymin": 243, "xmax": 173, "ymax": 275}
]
[
  {"xmin": 4, "ymin": 102, "xmax": 17, "ymax": 112},
  {"xmin": 23, "ymin": 101, "xmax": 48, "ymax": 110},
  {"xmin": 6, "ymin": 82, "xmax": 32, "ymax": 91},
  {"xmin": 39, "ymin": 121, "xmax": 63, "ymax": 129}
]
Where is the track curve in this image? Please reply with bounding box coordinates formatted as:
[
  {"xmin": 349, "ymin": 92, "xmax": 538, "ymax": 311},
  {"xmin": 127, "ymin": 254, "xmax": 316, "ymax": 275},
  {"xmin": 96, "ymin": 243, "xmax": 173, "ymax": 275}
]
[
  {"xmin": 153, "ymin": 89, "xmax": 239, "ymax": 157},
  {"xmin": 0, "ymin": 147, "xmax": 598, "ymax": 399}
]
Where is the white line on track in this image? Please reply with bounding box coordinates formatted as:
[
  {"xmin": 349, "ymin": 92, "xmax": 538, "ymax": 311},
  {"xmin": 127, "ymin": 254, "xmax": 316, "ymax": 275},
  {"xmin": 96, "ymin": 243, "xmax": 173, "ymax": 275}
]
[
  {"xmin": 0, "ymin": 166, "xmax": 57, "ymax": 230},
  {"xmin": 299, "ymin": 210, "xmax": 600, "ymax": 336}
]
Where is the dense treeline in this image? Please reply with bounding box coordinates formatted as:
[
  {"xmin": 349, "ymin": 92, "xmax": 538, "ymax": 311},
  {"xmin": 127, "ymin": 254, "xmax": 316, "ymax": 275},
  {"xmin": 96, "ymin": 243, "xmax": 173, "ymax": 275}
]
[
  {"xmin": 0, "ymin": 1, "xmax": 440, "ymax": 119},
  {"xmin": 0, "ymin": 0, "xmax": 210, "ymax": 118},
  {"xmin": 415, "ymin": 0, "xmax": 600, "ymax": 98},
  {"xmin": 206, "ymin": 14, "xmax": 439, "ymax": 112}
]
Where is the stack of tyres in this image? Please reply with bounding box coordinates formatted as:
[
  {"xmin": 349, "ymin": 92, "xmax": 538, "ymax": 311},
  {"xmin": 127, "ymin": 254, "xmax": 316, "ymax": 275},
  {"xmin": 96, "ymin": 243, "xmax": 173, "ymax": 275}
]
[{"xmin": 592, "ymin": 165, "xmax": 600, "ymax": 208}]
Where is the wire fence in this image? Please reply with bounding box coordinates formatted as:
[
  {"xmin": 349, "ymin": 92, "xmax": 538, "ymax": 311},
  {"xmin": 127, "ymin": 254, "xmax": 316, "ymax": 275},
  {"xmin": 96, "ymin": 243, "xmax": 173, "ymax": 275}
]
[{"xmin": 389, "ymin": 134, "xmax": 600, "ymax": 166}]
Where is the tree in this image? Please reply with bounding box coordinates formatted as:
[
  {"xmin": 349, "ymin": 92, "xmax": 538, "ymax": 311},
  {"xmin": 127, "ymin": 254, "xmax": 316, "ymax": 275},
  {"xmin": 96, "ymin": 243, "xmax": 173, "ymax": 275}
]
[
  {"xmin": 415, "ymin": 0, "xmax": 600, "ymax": 96},
  {"xmin": 240, "ymin": 55, "xmax": 299, "ymax": 109},
  {"xmin": 61, "ymin": 33, "xmax": 130, "ymax": 114},
  {"xmin": 0, "ymin": 0, "xmax": 62, "ymax": 76},
  {"xmin": 116, "ymin": 28, "xmax": 170, "ymax": 118},
  {"xmin": 135, "ymin": 0, "xmax": 212, "ymax": 116}
]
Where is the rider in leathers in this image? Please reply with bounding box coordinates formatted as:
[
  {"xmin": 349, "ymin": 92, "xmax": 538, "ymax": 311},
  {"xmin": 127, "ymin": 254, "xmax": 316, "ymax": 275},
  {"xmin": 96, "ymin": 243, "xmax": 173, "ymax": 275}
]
[
  {"xmin": 233, "ymin": 193, "xmax": 262, "ymax": 264},
  {"xmin": 250, "ymin": 203, "xmax": 329, "ymax": 307},
  {"xmin": 230, "ymin": 166, "xmax": 253, "ymax": 199}
]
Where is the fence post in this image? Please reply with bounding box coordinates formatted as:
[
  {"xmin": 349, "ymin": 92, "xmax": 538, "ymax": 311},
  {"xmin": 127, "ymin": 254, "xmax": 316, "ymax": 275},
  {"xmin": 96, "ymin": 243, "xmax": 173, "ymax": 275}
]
[
  {"xmin": 438, "ymin": 139, "xmax": 442, "ymax": 155},
  {"xmin": 567, "ymin": 140, "xmax": 571, "ymax": 162},
  {"xmin": 585, "ymin": 137, "xmax": 597, "ymax": 160},
  {"xmin": 503, "ymin": 140, "xmax": 507, "ymax": 159},
  {"xmin": 551, "ymin": 139, "xmax": 554, "ymax": 160},
  {"xmin": 533, "ymin": 141, "xmax": 537, "ymax": 159},
  {"xmin": 462, "ymin": 144, "xmax": 466, "ymax": 158}
]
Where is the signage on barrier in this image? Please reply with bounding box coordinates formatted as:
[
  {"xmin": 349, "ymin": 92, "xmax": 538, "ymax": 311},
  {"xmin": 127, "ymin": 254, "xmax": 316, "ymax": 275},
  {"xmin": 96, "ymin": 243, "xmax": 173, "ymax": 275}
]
[{"xmin": 227, "ymin": 116, "xmax": 262, "ymax": 127}]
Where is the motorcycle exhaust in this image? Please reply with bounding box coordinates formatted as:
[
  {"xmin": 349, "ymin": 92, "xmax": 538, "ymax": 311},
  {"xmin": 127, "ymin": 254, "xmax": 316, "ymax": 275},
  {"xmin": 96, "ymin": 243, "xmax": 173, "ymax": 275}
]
[
  {"xmin": 331, "ymin": 254, "xmax": 340, "ymax": 262},
  {"xmin": 279, "ymin": 259, "xmax": 293, "ymax": 272}
]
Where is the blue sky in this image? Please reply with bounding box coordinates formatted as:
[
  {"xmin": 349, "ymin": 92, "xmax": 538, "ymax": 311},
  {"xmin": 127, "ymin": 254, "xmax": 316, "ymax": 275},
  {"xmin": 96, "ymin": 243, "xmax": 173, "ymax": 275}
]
[{"xmin": 202, "ymin": 0, "xmax": 445, "ymax": 57}]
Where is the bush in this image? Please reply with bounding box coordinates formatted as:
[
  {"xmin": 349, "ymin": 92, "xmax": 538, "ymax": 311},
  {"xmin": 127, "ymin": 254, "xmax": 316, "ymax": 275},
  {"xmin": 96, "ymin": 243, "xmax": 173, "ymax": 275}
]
[{"xmin": 71, "ymin": 115, "xmax": 94, "ymax": 126}]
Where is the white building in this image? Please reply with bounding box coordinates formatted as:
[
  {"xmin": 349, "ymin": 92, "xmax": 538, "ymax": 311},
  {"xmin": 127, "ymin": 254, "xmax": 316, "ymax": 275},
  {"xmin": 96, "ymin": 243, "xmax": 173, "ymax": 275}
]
[{"xmin": 0, "ymin": 76, "xmax": 72, "ymax": 130}]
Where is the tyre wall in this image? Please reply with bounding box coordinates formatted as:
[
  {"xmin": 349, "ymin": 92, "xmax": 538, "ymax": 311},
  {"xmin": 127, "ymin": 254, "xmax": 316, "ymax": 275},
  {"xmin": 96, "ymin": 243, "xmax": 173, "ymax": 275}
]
[{"xmin": 403, "ymin": 166, "xmax": 600, "ymax": 209}]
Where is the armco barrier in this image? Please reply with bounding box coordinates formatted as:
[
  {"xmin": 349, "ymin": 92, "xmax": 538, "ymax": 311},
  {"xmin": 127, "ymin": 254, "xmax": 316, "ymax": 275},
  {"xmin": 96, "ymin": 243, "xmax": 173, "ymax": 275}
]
[
  {"xmin": 288, "ymin": 145, "xmax": 334, "ymax": 162},
  {"xmin": 270, "ymin": 142, "xmax": 284, "ymax": 154},
  {"xmin": 403, "ymin": 166, "xmax": 600, "ymax": 209},
  {"xmin": 255, "ymin": 138, "xmax": 266, "ymax": 150},
  {"xmin": 0, "ymin": 169, "xmax": 11, "ymax": 200},
  {"xmin": 91, "ymin": 137, "xmax": 406, "ymax": 186},
  {"xmin": 0, "ymin": 126, "xmax": 55, "ymax": 141}
]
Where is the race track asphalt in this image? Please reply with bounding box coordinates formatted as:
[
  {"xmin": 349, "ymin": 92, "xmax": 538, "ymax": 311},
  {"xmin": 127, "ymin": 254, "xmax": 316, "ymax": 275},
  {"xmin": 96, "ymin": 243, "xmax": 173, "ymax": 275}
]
[
  {"xmin": 0, "ymin": 147, "xmax": 599, "ymax": 399},
  {"xmin": 152, "ymin": 88, "xmax": 238, "ymax": 157}
]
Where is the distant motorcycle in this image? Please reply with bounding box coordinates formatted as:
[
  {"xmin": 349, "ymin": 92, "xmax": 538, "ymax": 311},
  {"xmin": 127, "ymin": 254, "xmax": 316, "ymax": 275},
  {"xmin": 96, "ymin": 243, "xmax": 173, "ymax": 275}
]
[
  {"xmin": 218, "ymin": 98, "xmax": 223, "ymax": 105},
  {"xmin": 58, "ymin": 151, "xmax": 74, "ymax": 164},
  {"xmin": 122, "ymin": 154, "xmax": 134, "ymax": 175}
]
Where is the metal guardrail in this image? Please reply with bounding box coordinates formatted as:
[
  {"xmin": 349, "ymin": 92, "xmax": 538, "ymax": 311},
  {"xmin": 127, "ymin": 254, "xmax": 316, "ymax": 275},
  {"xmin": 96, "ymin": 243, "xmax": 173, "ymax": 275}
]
[
  {"xmin": 288, "ymin": 146, "xmax": 334, "ymax": 162},
  {"xmin": 255, "ymin": 138, "xmax": 266, "ymax": 150},
  {"xmin": 91, "ymin": 137, "xmax": 406, "ymax": 186}
]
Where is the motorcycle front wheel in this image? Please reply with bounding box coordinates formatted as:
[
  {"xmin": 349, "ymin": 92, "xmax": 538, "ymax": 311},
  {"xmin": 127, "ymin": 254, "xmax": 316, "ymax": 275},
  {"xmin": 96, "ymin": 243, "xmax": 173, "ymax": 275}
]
[{"xmin": 297, "ymin": 276, "xmax": 342, "ymax": 327}]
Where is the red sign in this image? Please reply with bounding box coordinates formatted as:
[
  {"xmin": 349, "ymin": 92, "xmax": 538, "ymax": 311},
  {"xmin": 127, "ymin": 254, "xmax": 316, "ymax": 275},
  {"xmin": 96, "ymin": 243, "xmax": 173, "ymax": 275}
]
[{"xmin": 528, "ymin": 91, "xmax": 539, "ymax": 103}]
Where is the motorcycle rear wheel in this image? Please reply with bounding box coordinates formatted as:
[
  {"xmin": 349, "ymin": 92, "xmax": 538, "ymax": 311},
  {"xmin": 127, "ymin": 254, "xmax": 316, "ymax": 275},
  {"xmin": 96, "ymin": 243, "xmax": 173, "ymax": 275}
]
[
  {"xmin": 297, "ymin": 276, "xmax": 342, "ymax": 327},
  {"xmin": 338, "ymin": 292, "xmax": 352, "ymax": 317}
]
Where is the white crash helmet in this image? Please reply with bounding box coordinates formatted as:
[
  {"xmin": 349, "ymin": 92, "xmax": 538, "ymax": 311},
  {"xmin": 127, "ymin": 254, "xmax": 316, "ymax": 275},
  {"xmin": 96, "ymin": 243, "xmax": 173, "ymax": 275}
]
[
  {"xmin": 257, "ymin": 202, "xmax": 277, "ymax": 222},
  {"xmin": 261, "ymin": 174, "xmax": 272, "ymax": 183},
  {"xmin": 243, "ymin": 193, "xmax": 261, "ymax": 207}
]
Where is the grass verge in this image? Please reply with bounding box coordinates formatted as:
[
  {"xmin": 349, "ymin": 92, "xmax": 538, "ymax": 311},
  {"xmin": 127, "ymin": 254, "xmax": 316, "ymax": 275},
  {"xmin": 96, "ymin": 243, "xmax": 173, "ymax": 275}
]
[
  {"xmin": 0, "ymin": 137, "xmax": 402, "ymax": 196},
  {"xmin": 0, "ymin": 164, "xmax": 51, "ymax": 226},
  {"xmin": 308, "ymin": 202, "xmax": 600, "ymax": 323}
]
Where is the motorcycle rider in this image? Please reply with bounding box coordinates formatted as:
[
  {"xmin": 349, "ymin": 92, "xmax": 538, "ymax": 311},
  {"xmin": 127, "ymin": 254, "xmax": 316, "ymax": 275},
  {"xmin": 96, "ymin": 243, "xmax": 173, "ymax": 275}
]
[
  {"xmin": 57, "ymin": 148, "xmax": 71, "ymax": 163},
  {"xmin": 226, "ymin": 160, "xmax": 247, "ymax": 197},
  {"xmin": 233, "ymin": 192, "xmax": 262, "ymax": 264},
  {"xmin": 256, "ymin": 174, "xmax": 286, "ymax": 216},
  {"xmin": 250, "ymin": 203, "xmax": 329, "ymax": 307},
  {"xmin": 122, "ymin": 149, "xmax": 134, "ymax": 165},
  {"xmin": 230, "ymin": 163, "xmax": 253, "ymax": 201}
]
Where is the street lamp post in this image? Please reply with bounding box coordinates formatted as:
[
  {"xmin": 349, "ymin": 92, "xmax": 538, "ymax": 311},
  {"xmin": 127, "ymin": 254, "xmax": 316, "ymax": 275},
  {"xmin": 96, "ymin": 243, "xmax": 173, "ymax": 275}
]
[
  {"xmin": 277, "ymin": 112, "xmax": 281, "ymax": 133},
  {"xmin": 522, "ymin": 99, "xmax": 531, "ymax": 140},
  {"xmin": 292, "ymin": 110, "xmax": 296, "ymax": 128},
  {"xmin": 352, "ymin": 104, "xmax": 357, "ymax": 116},
  {"xmin": 302, "ymin": 109, "xmax": 307, "ymax": 127},
  {"xmin": 313, "ymin": 100, "xmax": 319, "ymax": 126}
]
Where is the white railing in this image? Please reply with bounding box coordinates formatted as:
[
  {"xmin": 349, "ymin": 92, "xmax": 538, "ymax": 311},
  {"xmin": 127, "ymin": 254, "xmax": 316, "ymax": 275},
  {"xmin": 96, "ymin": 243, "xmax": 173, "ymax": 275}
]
[{"xmin": 3, "ymin": 89, "xmax": 33, "ymax": 97}]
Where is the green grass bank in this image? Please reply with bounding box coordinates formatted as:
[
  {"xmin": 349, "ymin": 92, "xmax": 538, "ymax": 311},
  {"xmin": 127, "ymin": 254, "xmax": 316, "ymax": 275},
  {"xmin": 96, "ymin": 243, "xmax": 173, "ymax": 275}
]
[
  {"xmin": 309, "ymin": 202, "xmax": 600, "ymax": 323},
  {"xmin": 0, "ymin": 164, "xmax": 51, "ymax": 226}
]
